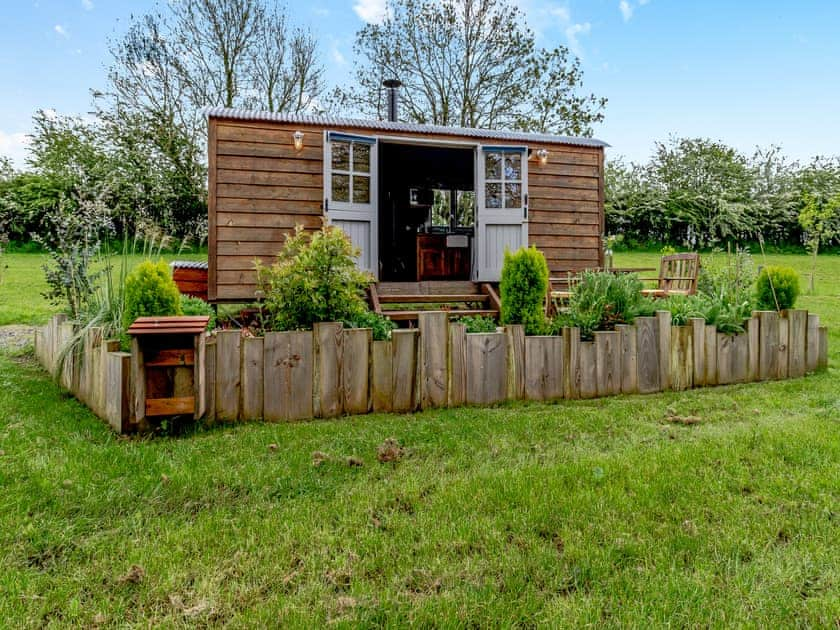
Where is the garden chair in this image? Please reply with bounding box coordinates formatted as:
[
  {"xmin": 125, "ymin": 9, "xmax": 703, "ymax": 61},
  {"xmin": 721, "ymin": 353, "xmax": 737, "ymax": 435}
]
[{"xmin": 640, "ymin": 253, "xmax": 700, "ymax": 298}]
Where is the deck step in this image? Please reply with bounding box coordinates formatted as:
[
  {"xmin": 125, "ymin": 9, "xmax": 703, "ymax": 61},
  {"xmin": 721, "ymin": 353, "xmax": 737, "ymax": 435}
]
[
  {"xmin": 383, "ymin": 309, "xmax": 498, "ymax": 321},
  {"xmin": 378, "ymin": 294, "xmax": 489, "ymax": 304}
]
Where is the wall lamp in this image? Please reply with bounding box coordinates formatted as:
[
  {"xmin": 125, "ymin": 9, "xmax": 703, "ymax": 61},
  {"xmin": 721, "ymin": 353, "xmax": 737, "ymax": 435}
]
[
  {"xmin": 535, "ymin": 148, "xmax": 549, "ymax": 165},
  {"xmin": 292, "ymin": 130, "xmax": 304, "ymax": 151}
]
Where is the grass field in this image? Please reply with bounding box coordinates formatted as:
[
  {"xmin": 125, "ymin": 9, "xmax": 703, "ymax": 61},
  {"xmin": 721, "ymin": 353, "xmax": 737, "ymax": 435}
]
[{"xmin": 0, "ymin": 252, "xmax": 838, "ymax": 626}]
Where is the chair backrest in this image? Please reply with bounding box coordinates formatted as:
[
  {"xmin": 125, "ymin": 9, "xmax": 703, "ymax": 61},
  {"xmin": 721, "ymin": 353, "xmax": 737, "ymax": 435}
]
[{"xmin": 659, "ymin": 253, "xmax": 700, "ymax": 294}]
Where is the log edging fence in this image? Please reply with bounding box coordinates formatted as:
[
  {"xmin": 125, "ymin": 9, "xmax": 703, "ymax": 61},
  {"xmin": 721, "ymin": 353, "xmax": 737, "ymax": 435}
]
[{"xmin": 34, "ymin": 309, "xmax": 829, "ymax": 433}]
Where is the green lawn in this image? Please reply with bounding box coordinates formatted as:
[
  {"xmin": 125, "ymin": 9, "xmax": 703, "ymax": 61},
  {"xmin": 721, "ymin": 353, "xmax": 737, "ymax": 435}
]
[
  {"xmin": 0, "ymin": 252, "xmax": 206, "ymax": 326},
  {"xmin": 0, "ymin": 252, "xmax": 838, "ymax": 626}
]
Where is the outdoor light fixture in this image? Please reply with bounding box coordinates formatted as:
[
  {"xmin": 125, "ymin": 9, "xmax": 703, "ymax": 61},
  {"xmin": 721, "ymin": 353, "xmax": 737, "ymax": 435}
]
[
  {"xmin": 536, "ymin": 149, "xmax": 549, "ymax": 165},
  {"xmin": 293, "ymin": 130, "xmax": 304, "ymax": 151}
]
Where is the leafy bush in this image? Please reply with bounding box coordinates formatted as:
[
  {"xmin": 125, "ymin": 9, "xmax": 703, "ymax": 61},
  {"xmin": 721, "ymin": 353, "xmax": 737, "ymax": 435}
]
[
  {"xmin": 181, "ymin": 295, "xmax": 217, "ymax": 330},
  {"xmin": 561, "ymin": 271, "xmax": 649, "ymax": 339},
  {"xmin": 755, "ymin": 266, "xmax": 800, "ymax": 311},
  {"xmin": 696, "ymin": 246, "xmax": 755, "ymax": 323},
  {"xmin": 500, "ymin": 246, "xmax": 549, "ymax": 335},
  {"xmin": 343, "ymin": 310, "xmax": 397, "ymax": 341},
  {"xmin": 455, "ymin": 315, "xmax": 498, "ymax": 333},
  {"xmin": 661, "ymin": 294, "xmax": 704, "ymax": 326},
  {"xmin": 256, "ymin": 225, "xmax": 372, "ymax": 331},
  {"xmin": 123, "ymin": 260, "xmax": 181, "ymax": 329}
]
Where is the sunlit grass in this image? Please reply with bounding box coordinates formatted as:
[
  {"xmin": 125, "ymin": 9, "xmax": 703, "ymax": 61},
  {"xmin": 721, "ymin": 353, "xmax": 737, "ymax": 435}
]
[{"xmin": 0, "ymin": 251, "xmax": 837, "ymax": 626}]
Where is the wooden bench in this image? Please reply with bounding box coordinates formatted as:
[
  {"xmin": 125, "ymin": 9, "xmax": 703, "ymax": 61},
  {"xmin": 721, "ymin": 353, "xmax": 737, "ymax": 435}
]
[{"xmin": 639, "ymin": 253, "xmax": 700, "ymax": 298}]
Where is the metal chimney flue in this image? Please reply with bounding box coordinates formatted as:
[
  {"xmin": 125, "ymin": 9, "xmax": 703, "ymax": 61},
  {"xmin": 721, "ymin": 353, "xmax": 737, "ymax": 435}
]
[{"xmin": 382, "ymin": 78, "xmax": 402, "ymax": 122}]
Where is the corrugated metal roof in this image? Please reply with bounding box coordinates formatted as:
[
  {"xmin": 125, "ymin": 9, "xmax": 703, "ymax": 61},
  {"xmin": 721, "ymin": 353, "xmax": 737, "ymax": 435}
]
[
  {"xmin": 169, "ymin": 260, "xmax": 208, "ymax": 270},
  {"xmin": 206, "ymin": 107, "xmax": 609, "ymax": 148}
]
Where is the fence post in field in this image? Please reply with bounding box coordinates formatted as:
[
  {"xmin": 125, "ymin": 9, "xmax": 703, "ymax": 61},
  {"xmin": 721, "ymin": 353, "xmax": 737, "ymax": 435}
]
[
  {"xmin": 391, "ymin": 329, "xmax": 419, "ymax": 412},
  {"xmin": 194, "ymin": 334, "xmax": 207, "ymax": 420},
  {"xmin": 777, "ymin": 314, "xmax": 789, "ymax": 379},
  {"xmin": 656, "ymin": 311, "xmax": 671, "ymax": 391},
  {"xmin": 342, "ymin": 328, "xmax": 371, "ymax": 415},
  {"xmin": 105, "ymin": 351, "xmax": 131, "ymax": 433},
  {"xmin": 448, "ymin": 323, "xmax": 467, "ymax": 407},
  {"xmin": 817, "ymin": 327, "xmax": 828, "ymax": 370},
  {"xmin": 563, "ymin": 327, "xmax": 581, "ymax": 399},
  {"xmin": 616, "ymin": 324, "xmax": 638, "ymax": 394},
  {"xmin": 703, "ymin": 325, "xmax": 717, "ymax": 386},
  {"xmin": 130, "ymin": 336, "xmax": 146, "ymax": 428},
  {"xmin": 241, "ymin": 336, "xmax": 264, "ymax": 420},
  {"xmin": 747, "ymin": 315, "xmax": 760, "ymax": 381},
  {"xmin": 755, "ymin": 311, "xmax": 779, "ymax": 380},
  {"xmin": 505, "ymin": 325, "xmax": 525, "ymax": 400},
  {"xmin": 215, "ymin": 330, "xmax": 242, "ymax": 421},
  {"xmin": 806, "ymin": 314, "xmax": 820, "ymax": 373},
  {"xmin": 419, "ymin": 312, "xmax": 449, "ymax": 408},
  {"xmin": 635, "ymin": 317, "xmax": 659, "ymax": 394},
  {"xmin": 578, "ymin": 340, "xmax": 598, "ymax": 399},
  {"xmin": 689, "ymin": 318, "xmax": 705, "ymax": 387},
  {"xmin": 669, "ymin": 325, "xmax": 693, "ymax": 391},
  {"xmin": 204, "ymin": 337, "xmax": 216, "ymax": 421},
  {"xmin": 263, "ymin": 331, "xmax": 313, "ymax": 421},
  {"xmin": 524, "ymin": 335, "xmax": 563, "ymax": 402},
  {"xmin": 314, "ymin": 322, "xmax": 343, "ymax": 418},
  {"xmin": 785, "ymin": 310, "xmax": 807, "ymax": 378},
  {"xmin": 594, "ymin": 330, "xmax": 621, "ymax": 396},
  {"xmin": 372, "ymin": 339, "xmax": 394, "ymax": 413},
  {"xmin": 465, "ymin": 332, "xmax": 508, "ymax": 405}
]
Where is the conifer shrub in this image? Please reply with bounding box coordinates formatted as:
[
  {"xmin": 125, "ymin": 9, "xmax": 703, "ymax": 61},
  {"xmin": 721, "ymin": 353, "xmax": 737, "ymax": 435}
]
[
  {"xmin": 180, "ymin": 295, "xmax": 216, "ymax": 330},
  {"xmin": 755, "ymin": 265, "xmax": 800, "ymax": 311},
  {"xmin": 500, "ymin": 246, "xmax": 549, "ymax": 335},
  {"xmin": 122, "ymin": 260, "xmax": 181, "ymax": 329}
]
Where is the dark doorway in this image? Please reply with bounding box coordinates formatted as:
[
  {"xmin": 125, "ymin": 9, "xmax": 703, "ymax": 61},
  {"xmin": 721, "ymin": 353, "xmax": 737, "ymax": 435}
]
[{"xmin": 378, "ymin": 142, "xmax": 475, "ymax": 282}]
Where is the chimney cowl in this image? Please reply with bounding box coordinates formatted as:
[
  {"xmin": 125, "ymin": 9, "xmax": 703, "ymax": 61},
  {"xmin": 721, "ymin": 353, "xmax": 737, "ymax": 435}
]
[{"xmin": 382, "ymin": 78, "xmax": 402, "ymax": 122}]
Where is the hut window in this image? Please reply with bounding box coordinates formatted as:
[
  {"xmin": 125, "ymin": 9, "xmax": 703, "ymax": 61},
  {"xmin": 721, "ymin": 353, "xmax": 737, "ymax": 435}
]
[
  {"xmin": 330, "ymin": 139, "xmax": 371, "ymax": 204},
  {"xmin": 484, "ymin": 150, "xmax": 523, "ymax": 209}
]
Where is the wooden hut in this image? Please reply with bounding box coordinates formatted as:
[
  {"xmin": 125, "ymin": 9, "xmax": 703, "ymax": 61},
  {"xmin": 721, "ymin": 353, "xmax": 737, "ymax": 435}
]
[{"xmin": 206, "ymin": 107, "xmax": 608, "ymax": 313}]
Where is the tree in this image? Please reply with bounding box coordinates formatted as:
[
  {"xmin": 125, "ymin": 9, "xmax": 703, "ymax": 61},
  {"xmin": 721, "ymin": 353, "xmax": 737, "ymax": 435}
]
[
  {"xmin": 333, "ymin": 0, "xmax": 605, "ymax": 135},
  {"xmin": 798, "ymin": 192, "xmax": 840, "ymax": 292}
]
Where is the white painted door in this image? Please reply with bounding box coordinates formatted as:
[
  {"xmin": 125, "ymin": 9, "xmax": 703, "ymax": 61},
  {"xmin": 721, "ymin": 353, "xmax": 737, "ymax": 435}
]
[
  {"xmin": 324, "ymin": 132, "xmax": 378, "ymax": 278},
  {"xmin": 474, "ymin": 145, "xmax": 529, "ymax": 281}
]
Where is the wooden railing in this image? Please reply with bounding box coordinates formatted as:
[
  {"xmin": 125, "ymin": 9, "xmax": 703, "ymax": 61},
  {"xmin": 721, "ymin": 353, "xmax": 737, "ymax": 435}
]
[{"xmin": 35, "ymin": 310, "xmax": 828, "ymax": 432}]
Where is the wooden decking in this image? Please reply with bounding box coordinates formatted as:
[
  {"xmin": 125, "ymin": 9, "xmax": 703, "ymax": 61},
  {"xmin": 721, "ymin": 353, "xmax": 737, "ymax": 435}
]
[{"xmin": 370, "ymin": 281, "xmax": 500, "ymax": 324}]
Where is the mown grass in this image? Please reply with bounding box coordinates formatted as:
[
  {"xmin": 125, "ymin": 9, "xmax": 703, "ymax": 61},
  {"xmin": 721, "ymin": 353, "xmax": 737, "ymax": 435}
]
[
  {"xmin": 0, "ymin": 252, "xmax": 838, "ymax": 627},
  {"xmin": 0, "ymin": 252, "xmax": 206, "ymax": 326}
]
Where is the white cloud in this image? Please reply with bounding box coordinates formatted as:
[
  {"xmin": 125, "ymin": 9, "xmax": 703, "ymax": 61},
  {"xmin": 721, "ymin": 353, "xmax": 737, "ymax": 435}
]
[
  {"xmin": 331, "ymin": 45, "xmax": 346, "ymax": 66},
  {"xmin": 353, "ymin": 0, "xmax": 388, "ymax": 24},
  {"xmin": 564, "ymin": 22, "xmax": 591, "ymax": 58},
  {"xmin": 0, "ymin": 130, "xmax": 31, "ymax": 169},
  {"xmin": 54, "ymin": 24, "xmax": 68, "ymax": 38},
  {"xmin": 619, "ymin": 0, "xmax": 633, "ymax": 21},
  {"xmin": 81, "ymin": 0, "xmax": 94, "ymax": 10}
]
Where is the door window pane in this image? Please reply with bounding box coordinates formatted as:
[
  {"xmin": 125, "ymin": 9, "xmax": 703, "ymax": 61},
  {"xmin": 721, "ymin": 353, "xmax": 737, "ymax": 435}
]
[
  {"xmin": 485, "ymin": 152, "xmax": 502, "ymax": 179},
  {"xmin": 504, "ymin": 183, "xmax": 521, "ymax": 208},
  {"xmin": 486, "ymin": 183, "xmax": 502, "ymax": 208},
  {"xmin": 332, "ymin": 174, "xmax": 350, "ymax": 202},
  {"xmin": 504, "ymin": 153, "xmax": 521, "ymax": 180},
  {"xmin": 353, "ymin": 143, "xmax": 370, "ymax": 173},
  {"xmin": 331, "ymin": 141, "xmax": 350, "ymax": 171},
  {"xmin": 352, "ymin": 175, "xmax": 370, "ymax": 204}
]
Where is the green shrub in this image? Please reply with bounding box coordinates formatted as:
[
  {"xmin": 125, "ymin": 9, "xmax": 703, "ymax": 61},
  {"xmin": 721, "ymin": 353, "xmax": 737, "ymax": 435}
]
[
  {"xmin": 455, "ymin": 315, "xmax": 498, "ymax": 333},
  {"xmin": 123, "ymin": 260, "xmax": 181, "ymax": 329},
  {"xmin": 500, "ymin": 246, "xmax": 549, "ymax": 335},
  {"xmin": 256, "ymin": 225, "xmax": 372, "ymax": 331},
  {"xmin": 343, "ymin": 310, "xmax": 397, "ymax": 341},
  {"xmin": 661, "ymin": 294, "xmax": 705, "ymax": 326},
  {"xmin": 755, "ymin": 266, "xmax": 800, "ymax": 311},
  {"xmin": 181, "ymin": 295, "xmax": 217, "ymax": 330},
  {"xmin": 564, "ymin": 271, "xmax": 648, "ymax": 339}
]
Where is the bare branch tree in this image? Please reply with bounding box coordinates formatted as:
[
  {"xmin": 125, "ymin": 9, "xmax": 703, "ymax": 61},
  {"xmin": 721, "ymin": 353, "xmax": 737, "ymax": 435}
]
[{"xmin": 331, "ymin": 0, "xmax": 605, "ymax": 135}]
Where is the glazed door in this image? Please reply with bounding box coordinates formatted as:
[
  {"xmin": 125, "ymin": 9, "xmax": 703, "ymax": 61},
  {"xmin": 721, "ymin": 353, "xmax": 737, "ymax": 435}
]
[
  {"xmin": 324, "ymin": 132, "xmax": 378, "ymax": 278},
  {"xmin": 474, "ymin": 145, "xmax": 528, "ymax": 281}
]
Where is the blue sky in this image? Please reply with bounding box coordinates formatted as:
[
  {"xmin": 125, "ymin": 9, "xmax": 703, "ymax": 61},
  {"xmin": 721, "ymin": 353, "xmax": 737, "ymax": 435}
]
[{"xmin": 1, "ymin": 0, "xmax": 838, "ymax": 167}]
